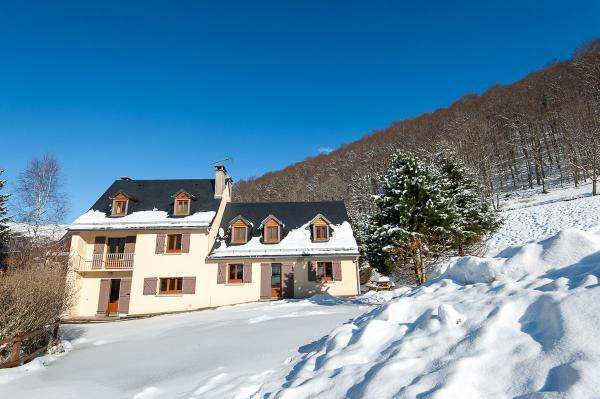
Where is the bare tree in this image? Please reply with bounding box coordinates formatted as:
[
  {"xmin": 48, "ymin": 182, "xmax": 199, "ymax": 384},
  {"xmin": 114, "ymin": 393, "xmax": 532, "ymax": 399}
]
[{"xmin": 15, "ymin": 153, "xmax": 68, "ymax": 238}]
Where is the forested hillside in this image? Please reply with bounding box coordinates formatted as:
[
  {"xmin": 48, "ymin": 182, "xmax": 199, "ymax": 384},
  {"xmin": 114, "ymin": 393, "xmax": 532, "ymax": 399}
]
[{"xmin": 234, "ymin": 40, "xmax": 600, "ymax": 222}]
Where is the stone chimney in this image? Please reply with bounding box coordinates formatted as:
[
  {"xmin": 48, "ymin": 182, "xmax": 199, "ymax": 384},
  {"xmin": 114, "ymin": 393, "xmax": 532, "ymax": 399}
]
[{"xmin": 214, "ymin": 163, "xmax": 228, "ymax": 199}]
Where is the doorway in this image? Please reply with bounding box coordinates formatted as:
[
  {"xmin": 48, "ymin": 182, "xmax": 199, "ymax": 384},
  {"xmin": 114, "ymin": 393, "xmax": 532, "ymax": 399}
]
[
  {"xmin": 271, "ymin": 263, "xmax": 282, "ymax": 298},
  {"xmin": 107, "ymin": 279, "xmax": 121, "ymax": 315}
]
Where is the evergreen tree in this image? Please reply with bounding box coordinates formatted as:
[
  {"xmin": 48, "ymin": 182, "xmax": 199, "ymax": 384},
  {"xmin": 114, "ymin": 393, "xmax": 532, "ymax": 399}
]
[
  {"xmin": 365, "ymin": 151, "xmax": 455, "ymax": 284},
  {"xmin": 0, "ymin": 169, "xmax": 10, "ymax": 247},
  {"xmin": 434, "ymin": 149, "xmax": 502, "ymax": 255}
]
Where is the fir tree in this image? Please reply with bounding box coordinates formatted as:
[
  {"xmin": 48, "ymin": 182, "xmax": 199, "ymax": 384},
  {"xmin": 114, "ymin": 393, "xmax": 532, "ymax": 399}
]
[
  {"xmin": 0, "ymin": 169, "xmax": 10, "ymax": 247},
  {"xmin": 433, "ymin": 149, "xmax": 502, "ymax": 255},
  {"xmin": 365, "ymin": 151, "xmax": 455, "ymax": 284}
]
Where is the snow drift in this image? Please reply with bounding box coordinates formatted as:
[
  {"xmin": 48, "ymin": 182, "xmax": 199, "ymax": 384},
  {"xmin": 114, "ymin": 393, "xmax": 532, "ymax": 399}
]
[{"xmin": 266, "ymin": 227, "xmax": 600, "ymax": 398}]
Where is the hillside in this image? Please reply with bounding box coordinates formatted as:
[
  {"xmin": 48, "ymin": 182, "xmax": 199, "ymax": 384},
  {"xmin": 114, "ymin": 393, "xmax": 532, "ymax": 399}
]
[{"xmin": 234, "ymin": 40, "xmax": 600, "ymax": 223}]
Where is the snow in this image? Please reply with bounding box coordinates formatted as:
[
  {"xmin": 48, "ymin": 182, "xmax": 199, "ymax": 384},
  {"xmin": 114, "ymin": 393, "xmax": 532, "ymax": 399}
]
[
  {"xmin": 5, "ymin": 184, "xmax": 600, "ymax": 398},
  {"xmin": 7, "ymin": 222, "xmax": 68, "ymax": 240},
  {"xmin": 210, "ymin": 221, "xmax": 359, "ymax": 258},
  {"xmin": 488, "ymin": 182, "xmax": 600, "ymax": 255},
  {"xmin": 258, "ymin": 227, "xmax": 600, "ymax": 398},
  {"xmin": 69, "ymin": 210, "xmax": 216, "ymax": 230}
]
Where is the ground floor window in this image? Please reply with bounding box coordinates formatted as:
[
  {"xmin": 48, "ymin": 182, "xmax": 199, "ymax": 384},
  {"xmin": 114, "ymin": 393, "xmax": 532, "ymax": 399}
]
[
  {"xmin": 317, "ymin": 261, "xmax": 333, "ymax": 281},
  {"xmin": 159, "ymin": 277, "xmax": 183, "ymax": 294},
  {"xmin": 228, "ymin": 264, "xmax": 244, "ymax": 283}
]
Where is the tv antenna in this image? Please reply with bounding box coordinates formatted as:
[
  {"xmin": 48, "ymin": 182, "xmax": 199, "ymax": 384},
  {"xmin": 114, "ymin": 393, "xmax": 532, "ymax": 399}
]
[{"xmin": 211, "ymin": 156, "xmax": 232, "ymax": 167}]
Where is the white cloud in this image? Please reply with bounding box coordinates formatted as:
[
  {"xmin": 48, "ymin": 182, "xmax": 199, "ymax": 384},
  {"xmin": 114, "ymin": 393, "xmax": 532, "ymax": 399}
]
[{"xmin": 318, "ymin": 147, "xmax": 333, "ymax": 154}]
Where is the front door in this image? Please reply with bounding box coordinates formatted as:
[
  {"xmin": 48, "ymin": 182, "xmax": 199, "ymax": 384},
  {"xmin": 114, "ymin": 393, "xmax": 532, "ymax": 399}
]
[
  {"xmin": 107, "ymin": 279, "xmax": 121, "ymax": 315},
  {"xmin": 271, "ymin": 264, "xmax": 282, "ymax": 298},
  {"xmin": 106, "ymin": 238, "xmax": 125, "ymax": 268}
]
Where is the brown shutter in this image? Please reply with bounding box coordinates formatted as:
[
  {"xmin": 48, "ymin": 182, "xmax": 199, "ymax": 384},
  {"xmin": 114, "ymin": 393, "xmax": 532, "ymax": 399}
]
[
  {"xmin": 243, "ymin": 262, "xmax": 252, "ymax": 283},
  {"xmin": 181, "ymin": 233, "xmax": 191, "ymax": 253},
  {"xmin": 93, "ymin": 236, "xmax": 106, "ymax": 269},
  {"xmin": 155, "ymin": 234, "xmax": 165, "ymax": 254},
  {"xmin": 260, "ymin": 263, "xmax": 271, "ymax": 298},
  {"xmin": 183, "ymin": 276, "xmax": 196, "ymax": 294},
  {"xmin": 333, "ymin": 260, "xmax": 342, "ymax": 281},
  {"xmin": 308, "ymin": 261, "xmax": 317, "ymax": 281},
  {"xmin": 124, "ymin": 236, "xmax": 136, "ymax": 253},
  {"xmin": 143, "ymin": 277, "xmax": 157, "ymax": 295},
  {"xmin": 96, "ymin": 279, "xmax": 110, "ymax": 314},
  {"xmin": 217, "ymin": 263, "xmax": 227, "ymax": 284},
  {"xmin": 118, "ymin": 278, "xmax": 132, "ymax": 314},
  {"xmin": 282, "ymin": 263, "xmax": 294, "ymax": 298}
]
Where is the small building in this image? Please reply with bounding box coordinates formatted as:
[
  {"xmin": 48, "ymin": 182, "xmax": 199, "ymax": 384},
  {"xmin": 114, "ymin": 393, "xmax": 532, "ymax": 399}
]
[{"xmin": 66, "ymin": 166, "xmax": 360, "ymax": 318}]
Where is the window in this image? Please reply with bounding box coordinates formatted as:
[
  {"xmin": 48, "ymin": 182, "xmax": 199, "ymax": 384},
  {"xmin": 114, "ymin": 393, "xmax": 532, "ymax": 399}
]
[
  {"xmin": 314, "ymin": 225, "xmax": 329, "ymax": 241},
  {"xmin": 112, "ymin": 199, "xmax": 128, "ymax": 216},
  {"xmin": 265, "ymin": 225, "xmax": 279, "ymax": 242},
  {"xmin": 174, "ymin": 199, "xmax": 190, "ymax": 215},
  {"xmin": 228, "ymin": 264, "xmax": 244, "ymax": 283},
  {"xmin": 166, "ymin": 234, "xmax": 182, "ymax": 253},
  {"xmin": 159, "ymin": 277, "xmax": 183, "ymax": 294},
  {"xmin": 232, "ymin": 226, "xmax": 247, "ymax": 244},
  {"xmin": 317, "ymin": 261, "xmax": 333, "ymax": 281}
]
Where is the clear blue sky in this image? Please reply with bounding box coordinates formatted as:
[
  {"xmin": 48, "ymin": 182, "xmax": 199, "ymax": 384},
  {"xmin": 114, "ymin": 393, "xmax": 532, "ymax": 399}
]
[{"xmin": 1, "ymin": 0, "xmax": 599, "ymax": 222}]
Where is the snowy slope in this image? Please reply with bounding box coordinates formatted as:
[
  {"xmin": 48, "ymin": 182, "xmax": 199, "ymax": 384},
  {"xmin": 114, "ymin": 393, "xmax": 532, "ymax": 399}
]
[{"xmin": 261, "ymin": 227, "xmax": 600, "ymax": 398}]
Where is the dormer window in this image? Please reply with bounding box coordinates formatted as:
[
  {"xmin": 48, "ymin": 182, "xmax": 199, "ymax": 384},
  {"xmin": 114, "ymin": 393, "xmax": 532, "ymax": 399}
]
[
  {"xmin": 261, "ymin": 215, "xmax": 283, "ymax": 243},
  {"xmin": 111, "ymin": 194, "xmax": 129, "ymax": 217},
  {"xmin": 311, "ymin": 215, "xmax": 331, "ymax": 242},
  {"xmin": 230, "ymin": 217, "xmax": 249, "ymax": 244},
  {"xmin": 173, "ymin": 191, "xmax": 192, "ymax": 216}
]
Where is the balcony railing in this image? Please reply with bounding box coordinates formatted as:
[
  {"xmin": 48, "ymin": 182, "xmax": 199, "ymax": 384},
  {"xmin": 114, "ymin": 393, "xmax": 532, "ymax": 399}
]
[{"xmin": 73, "ymin": 253, "xmax": 135, "ymax": 271}]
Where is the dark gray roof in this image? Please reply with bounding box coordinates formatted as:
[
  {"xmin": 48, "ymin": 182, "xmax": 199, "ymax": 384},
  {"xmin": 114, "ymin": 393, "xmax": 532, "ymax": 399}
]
[
  {"xmin": 90, "ymin": 179, "xmax": 222, "ymax": 217},
  {"xmin": 218, "ymin": 201, "xmax": 350, "ymax": 238}
]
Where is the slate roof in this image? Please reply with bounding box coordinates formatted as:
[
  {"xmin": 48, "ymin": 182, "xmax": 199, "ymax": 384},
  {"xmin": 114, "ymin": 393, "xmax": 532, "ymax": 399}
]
[
  {"xmin": 218, "ymin": 201, "xmax": 350, "ymax": 237},
  {"xmin": 89, "ymin": 179, "xmax": 222, "ymax": 217}
]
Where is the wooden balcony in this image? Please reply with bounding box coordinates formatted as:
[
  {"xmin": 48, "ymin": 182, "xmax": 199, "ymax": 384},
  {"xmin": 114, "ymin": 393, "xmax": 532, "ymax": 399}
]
[{"xmin": 73, "ymin": 253, "xmax": 135, "ymax": 272}]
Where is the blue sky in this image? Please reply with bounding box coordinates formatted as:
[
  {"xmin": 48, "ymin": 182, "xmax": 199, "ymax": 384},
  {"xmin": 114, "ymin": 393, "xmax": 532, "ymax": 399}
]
[{"xmin": 1, "ymin": 0, "xmax": 599, "ymax": 222}]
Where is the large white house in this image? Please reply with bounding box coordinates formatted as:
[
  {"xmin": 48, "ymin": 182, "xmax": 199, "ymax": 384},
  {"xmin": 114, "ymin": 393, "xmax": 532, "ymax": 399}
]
[{"xmin": 66, "ymin": 165, "xmax": 360, "ymax": 318}]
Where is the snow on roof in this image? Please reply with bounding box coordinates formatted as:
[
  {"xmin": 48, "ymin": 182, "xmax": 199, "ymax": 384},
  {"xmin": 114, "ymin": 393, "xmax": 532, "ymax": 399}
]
[
  {"xmin": 7, "ymin": 222, "xmax": 68, "ymax": 240},
  {"xmin": 209, "ymin": 221, "xmax": 359, "ymax": 258},
  {"xmin": 68, "ymin": 210, "xmax": 216, "ymax": 230}
]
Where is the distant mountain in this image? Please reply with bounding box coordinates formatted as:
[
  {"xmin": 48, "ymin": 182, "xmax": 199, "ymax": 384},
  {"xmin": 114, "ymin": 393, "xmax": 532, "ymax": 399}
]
[{"xmin": 234, "ymin": 39, "xmax": 600, "ymax": 222}]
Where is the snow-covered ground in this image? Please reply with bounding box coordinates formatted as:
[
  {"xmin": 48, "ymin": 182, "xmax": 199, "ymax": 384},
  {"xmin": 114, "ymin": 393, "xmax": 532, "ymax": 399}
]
[{"xmin": 3, "ymin": 183, "xmax": 600, "ymax": 398}]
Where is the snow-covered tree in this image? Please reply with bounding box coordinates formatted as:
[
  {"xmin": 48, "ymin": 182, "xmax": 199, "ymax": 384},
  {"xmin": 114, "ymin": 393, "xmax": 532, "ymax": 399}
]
[
  {"xmin": 365, "ymin": 151, "xmax": 455, "ymax": 284},
  {"xmin": 0, "ymin": 169, "xmax": 10, "ymax": 246},
  {"xmin": 433, "ymin": 149, "xmax": 502, "ymax": 256}
]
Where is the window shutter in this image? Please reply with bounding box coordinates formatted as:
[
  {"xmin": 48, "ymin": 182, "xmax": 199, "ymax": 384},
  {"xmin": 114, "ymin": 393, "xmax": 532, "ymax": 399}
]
[
  {"xmin": 96, "ymin": 279, "xmax": 110, "ymax": 314},
  {"xmin": 93, "ymin": 236, "xmax": 106, "ymax": 269},
  {"xmin": 243, "ymin": 262, "xmax": 252, "ymax": 283},
  {"xmin": 118, "ymin": 278, "xmax": 132, "ymax": 314},
  {"xmin": 282, "ymin": 263, "xmax": 294, "ymax": 298},
  {"xmin": 308, "ymin": 261, "xmax": 317, "ymax": 281},
  {"xmin": 181, "ymin": 233, "xmax": 191, "ymax": 253},
  {"xmin": 124, "ymin": 236, "xmax": 136, "ymax": 253},
  {"xmin": 155, "ymin": 234, "xmax": 165, "ymax": 254},
  {"xmin": 260, "ymin": 263, "xmax": 271, "ymax": 298},
  {"xmin": 143, "ymin": 277, "xmax": 157, "ymax": 295},
  {"xmin": 217, "ymin": 263, "xmax": 227, "ymax": 284},
  {"xmin": 333, "ymin": 260, "xmax": 342, "ymax": 281},
  {"xmin": 183, "ymin": 277, "xmax": 196, "ymax": 294}
]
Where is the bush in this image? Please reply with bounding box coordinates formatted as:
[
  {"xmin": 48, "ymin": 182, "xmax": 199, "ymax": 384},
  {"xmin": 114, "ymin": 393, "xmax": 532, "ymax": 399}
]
[{"xmin": 0, "ymin": 238, "xmax": 72, "ymax": 362}]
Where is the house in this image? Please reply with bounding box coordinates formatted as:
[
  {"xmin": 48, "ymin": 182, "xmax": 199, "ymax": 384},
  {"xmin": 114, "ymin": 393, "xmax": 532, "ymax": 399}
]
[{"xmin": 66, "ymin": 165, "xmax": 360, "ymax": 318}]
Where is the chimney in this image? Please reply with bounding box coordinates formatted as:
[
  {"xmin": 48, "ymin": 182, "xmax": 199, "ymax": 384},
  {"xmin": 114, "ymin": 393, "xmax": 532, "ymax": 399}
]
[{"xmin": 214, "ymin": 163, "xmax": 228, "ymax": 199}]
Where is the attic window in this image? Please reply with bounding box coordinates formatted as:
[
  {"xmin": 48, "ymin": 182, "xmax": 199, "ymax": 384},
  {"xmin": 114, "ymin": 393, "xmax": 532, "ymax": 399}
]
[
  {"xmin": 175, "ymin": 199, "xmax": 190, "ymax": 215},
  {"xmin": 312, "ymin": 218, "xmax": 329, "ymax": 241},
  {"xmin": 111, "ymin": 194, "xmax": 129, "ymax": 217},
  {"xmin": 264, "ymin": 218, "xmax": 281, "ymax": 243},
  {"xmin": 231, "ymin": 219, "xmax": 248, "ymax": 244},
  {"xmin": 173, "ymin": 192, "xmax": 191, "ymax": 216}
]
